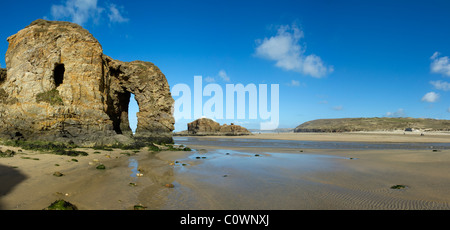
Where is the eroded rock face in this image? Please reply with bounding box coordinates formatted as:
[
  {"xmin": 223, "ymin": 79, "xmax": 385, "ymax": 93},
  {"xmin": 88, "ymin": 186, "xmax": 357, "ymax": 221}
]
[
  {"xmin": 185, "ymin": 118, "xmax": 252, "ymax": 136},
  {"xmin": 0, "ymin": 19, "xmax": 174, "ymax": 145}
]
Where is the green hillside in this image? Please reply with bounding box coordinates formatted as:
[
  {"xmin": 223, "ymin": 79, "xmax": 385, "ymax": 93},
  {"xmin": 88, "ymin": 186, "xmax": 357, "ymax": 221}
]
[{"xmin": 294, "ymin": 117, "xmax": 450, "ymax": 133}]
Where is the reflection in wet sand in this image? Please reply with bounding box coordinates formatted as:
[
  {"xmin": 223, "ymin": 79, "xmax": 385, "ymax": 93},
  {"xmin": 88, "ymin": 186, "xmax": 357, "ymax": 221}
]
[{"xmin": 152, "ymin": 137, "xmax": 450, "ymax": 210}]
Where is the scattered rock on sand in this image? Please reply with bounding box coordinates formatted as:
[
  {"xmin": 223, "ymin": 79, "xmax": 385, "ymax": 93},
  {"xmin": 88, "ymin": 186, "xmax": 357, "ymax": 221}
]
[
  {"xmin": 390, "ymin": 185, "xmax": 407, "ymax": 189},
  {"xmin": 53, "ymin": 171, "xmax": 64, "ymax": 177},
  {"xmin": 96, "ymin": 164, "xmax": 106, "ymax": 170},
  {"xmin": 0, "ymin": 149, "xmax": 15, "ymax": 157},
  {"xmin": 134, "ymin": 204, "xmax": 147, "ymax": 210},
  {"xmin": 44, "ymin": 199, "xmax": 78, "ymax": 210},
  {"xmin": 165, "ymin": 183, "xmax": 174, "ymax": 188}
]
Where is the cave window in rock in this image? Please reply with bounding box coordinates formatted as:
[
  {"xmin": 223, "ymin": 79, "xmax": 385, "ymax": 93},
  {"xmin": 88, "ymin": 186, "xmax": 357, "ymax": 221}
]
[{"xmin": 53, "ymin": 63, "xmax": 65, "ymax": 87}]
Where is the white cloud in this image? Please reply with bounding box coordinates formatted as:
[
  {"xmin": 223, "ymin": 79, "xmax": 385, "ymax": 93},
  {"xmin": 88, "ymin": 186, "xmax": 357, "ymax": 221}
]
[
  {"xmin": 430, "ymin": 80, "xmax": 450, "ymax": 91},
  {"xmin": 255, "ymin": 24, "xmax": 333, "ymax": 78},
  {"xmin": 421, "ymin": 92, "xmax": 440, "ymax": 103},
  {"xmin": 108, "ymin": 4, "xmax": 129, "ymax": 23},
  {"xmin": 218, "ymin": 70, "xmax": 230, "ymax": 82},
  {"xmin": 386, "ymin": 108, "xmax": 405, "ymax": 117},
  {"xmin": 430, "ymin": 52, "xmax": 450, "ymax": 77},
  {"xmin": 431, "ymin": 51, "xmax": 440, "ymax": 60},
  {"xmin": 332, "ymin": 105, "xmax": 343, "ymax": 111},
  {"xmin": 50, "ymin": 0, "xmax": 128, "ymax": 26},
  {"xmin": 51, "ymin": 0, "xmax": 103, "ymax": 25},
  {"xmin": 447, "ymin": 107, "xmax": 450, "ymax": 113}
]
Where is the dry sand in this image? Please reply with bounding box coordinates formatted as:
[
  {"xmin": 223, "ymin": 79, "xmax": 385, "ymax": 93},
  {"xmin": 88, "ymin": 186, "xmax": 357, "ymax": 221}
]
[
  {"xmin": 1, "ymin": 132, "xmax": 450, "ymax": 210},
  {"xmin": 207, "ymin": 131, "xmax": 450, "ymax": 143}
]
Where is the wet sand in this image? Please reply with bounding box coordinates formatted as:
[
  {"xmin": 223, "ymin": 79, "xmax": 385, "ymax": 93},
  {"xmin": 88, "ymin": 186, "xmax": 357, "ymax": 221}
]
[
  {"xmin": 1, "ymin": 132, "xmax": 450, "ymax": 210},
  {"xmin": 166, "ymin": 143, "xmax": 450, "ymax": 210}
]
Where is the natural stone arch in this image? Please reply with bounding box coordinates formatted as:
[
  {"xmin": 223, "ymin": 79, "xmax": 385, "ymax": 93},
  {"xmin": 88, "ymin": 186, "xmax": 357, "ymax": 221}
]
[
  {"xmin": 103, "ymin": 56, "xmax": 174, "ymax": 143},
  {"xmin": 0, "ymin": 19, "xmax": 174, "ymax": 146}
]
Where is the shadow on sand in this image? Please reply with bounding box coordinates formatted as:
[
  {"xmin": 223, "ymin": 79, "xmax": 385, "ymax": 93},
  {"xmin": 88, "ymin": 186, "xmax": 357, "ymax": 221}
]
[{"xmin": 0, "ymin": 164, "xmax": 27, "ymax": 210}]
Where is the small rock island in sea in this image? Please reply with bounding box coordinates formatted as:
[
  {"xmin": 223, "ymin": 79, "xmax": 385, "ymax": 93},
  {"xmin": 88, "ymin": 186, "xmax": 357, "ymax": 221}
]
[
  {"xmin": 175, "ymin": 118, "xmax": 252, "ymax": 136},
  {"xmin": 0, "ymin": 19, "xmax": 174, "ymax": 146}
]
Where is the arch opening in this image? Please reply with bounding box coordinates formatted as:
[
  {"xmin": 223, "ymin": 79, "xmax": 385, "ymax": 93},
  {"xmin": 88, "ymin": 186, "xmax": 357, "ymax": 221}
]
[
  {"xmin": 129, "ymin": 93, "xmax": 139, "ymax": 134},
  {"xmin": 109, "ymin": 90, "xmax": 139, "ymax": 136}
]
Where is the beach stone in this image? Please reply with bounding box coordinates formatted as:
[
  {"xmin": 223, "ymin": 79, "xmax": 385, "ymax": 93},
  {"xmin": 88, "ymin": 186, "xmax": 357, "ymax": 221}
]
[
  {"xmin": 0, "ymin": 149, "xmax": 15, "ymax": 157},
  {"xmin": 96, "ymin": 164, "xmax": 106, "ymax": 170},
  {"xmin": 53, "ymin": 171, "xmax": 64, "ymax": 177},
  {"xmin": 44, "ymin": 199, "xmax": 78, "ymax": 210},
  {"xmin": 0, "ymin": 19, "xmax": 174, "ymax": 146},
  {"xmin": 390, "ymin": 185, "xmax": 407, "ymax": 189},
  {"xmin": 165, "ymin": 183, "xmax": 174, "ymax": 188},
  {"xmin": 133, "ymin": 204, "xmax": 147, "ymax": 210}
]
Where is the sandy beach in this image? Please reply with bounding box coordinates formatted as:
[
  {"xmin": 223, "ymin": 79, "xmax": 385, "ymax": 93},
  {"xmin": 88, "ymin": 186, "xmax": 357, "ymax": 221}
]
[
  {"xmin": 1, "ymin": 132, "xmax": 450, "ymax": 210},
  {"xmin": 0, "ymin": 145, "xmax": 184, "ymax": 210},
  {"xmin": 209, "ymin": 131, "xmax": 450, "ymax": 143}
]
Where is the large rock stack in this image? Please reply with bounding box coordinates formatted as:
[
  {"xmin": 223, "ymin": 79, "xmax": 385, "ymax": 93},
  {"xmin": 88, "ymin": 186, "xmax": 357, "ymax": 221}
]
[
  {"xmin": 185, "ymin": 118, "xmax": 252, "ymax": 136},
  {"xmin": 0, "ymin": 19, "xmax": 174, "ymax": 146}
]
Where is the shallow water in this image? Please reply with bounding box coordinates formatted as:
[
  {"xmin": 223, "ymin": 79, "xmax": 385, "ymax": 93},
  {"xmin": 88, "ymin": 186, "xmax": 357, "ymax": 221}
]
[
  {"xmin": 128, "ymin": 158, "xmax": 139, "ymax": 178},
  {"xmin": 158, "ymin": 148, "xmax": 355, "ymax": 209},
  {"xmin": 159, "ymin": 137, "xmax": 450, "ymax": 209},
  {"xmin": 174, "ymin": 136, "xmax": 450, "ymax": 150}
]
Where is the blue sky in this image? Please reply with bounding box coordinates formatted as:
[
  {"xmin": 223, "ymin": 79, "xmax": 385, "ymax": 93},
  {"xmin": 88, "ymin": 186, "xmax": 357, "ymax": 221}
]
[{"xmin": 1, "ymin": 0, "xmax": 450, "ymax": 132}]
